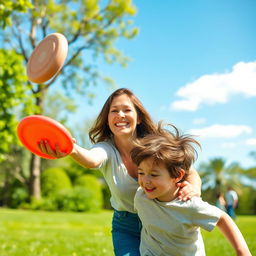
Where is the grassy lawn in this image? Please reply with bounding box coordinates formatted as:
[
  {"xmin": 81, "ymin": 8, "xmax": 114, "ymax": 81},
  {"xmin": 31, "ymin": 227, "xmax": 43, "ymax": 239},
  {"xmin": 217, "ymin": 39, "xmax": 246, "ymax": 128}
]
[
  {"xmin": 202, "ymin": 215, "xmax": 256, "ymax": 255},
  {"xmin": 0, "ymin": 208, "xmax": 113, "ymax": 256},
  {"xmin": 0, "ymin": 208, "xmax": 255, "ymax": 256}
]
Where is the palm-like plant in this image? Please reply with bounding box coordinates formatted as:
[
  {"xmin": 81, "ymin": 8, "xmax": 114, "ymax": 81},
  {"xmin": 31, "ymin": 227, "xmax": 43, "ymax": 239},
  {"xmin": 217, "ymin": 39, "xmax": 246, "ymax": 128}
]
[{"xmin": 198, "ymin": 157, "xmax": 242, "ymax": 195}]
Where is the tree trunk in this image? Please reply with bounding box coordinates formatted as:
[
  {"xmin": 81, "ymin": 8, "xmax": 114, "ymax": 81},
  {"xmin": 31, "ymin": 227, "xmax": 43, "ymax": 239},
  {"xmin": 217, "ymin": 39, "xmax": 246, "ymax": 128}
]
[
  {"xmin": 29, "ymin": 154, "xmax": 41, "ymax": 199},
  {"xmin": 28, "ymin": 86, "xmax": 45, "ymax": 200}
]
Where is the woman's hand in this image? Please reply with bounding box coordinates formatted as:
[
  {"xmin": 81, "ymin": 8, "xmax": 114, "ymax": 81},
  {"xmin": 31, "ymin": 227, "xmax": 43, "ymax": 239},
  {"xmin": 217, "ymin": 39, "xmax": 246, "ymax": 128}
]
[
  {"xmin": 38, "ymin": 139, "xmax": 73, "ymax": 158},
  {"xmin": 176, "ymin": 181, "xmax": 201, "ymax": 201}
]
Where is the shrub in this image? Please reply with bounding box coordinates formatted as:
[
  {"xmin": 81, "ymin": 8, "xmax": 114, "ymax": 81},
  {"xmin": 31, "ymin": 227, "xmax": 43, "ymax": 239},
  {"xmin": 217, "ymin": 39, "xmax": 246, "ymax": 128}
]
[
  {"xmin": 101, "ymin": 180, "xmax": 112, "ymax": 209},
  {"xmin": 74, "ymin": 175, "xmax": 103, "ymax": 210},
  {"xmin": 27, "ymin": 172, "xmax": 104, "ymax": 212},
  {"xmin": 10, "ymin": 187, "xmax": 29, "ymax": 208},
  {"xmin": 237, "ymin": 186, "xmax": 256, "ymax": 215},
  {"xmin": 53, "ymin": 187, "xmax": 96, "ymax": 212},
  {"xmin": 41, "ymin": 167, "xmax": 72, "ymax": 196}
]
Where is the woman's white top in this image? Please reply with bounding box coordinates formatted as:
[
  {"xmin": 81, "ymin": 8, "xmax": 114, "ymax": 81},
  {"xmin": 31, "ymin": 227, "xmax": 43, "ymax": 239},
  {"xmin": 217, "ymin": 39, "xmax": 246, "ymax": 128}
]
[{"xmin": 92, "ymin": 140, "xmax": 139, "ymax": 213}]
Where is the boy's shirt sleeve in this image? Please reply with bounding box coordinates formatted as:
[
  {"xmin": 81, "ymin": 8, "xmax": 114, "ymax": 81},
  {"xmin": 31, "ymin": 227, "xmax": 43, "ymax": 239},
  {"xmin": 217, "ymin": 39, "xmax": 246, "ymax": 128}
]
[{"xmin": 190, "ymin": 197, "xmax": 223, "ymax": 232}]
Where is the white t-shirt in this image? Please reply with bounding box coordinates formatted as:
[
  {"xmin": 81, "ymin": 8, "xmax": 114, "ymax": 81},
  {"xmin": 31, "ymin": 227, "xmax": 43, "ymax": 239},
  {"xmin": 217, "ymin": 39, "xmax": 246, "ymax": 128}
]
[
  {"xmin": 92, "ymin": 140, "xmax": 139, "ymax": 213},
  {"xmin": 134, "ymin": 187, "xmax": 222, "ymax": 256},
  {"xmin": 225, "ymin": 190, "xmax": 238, "ymax": 206}
]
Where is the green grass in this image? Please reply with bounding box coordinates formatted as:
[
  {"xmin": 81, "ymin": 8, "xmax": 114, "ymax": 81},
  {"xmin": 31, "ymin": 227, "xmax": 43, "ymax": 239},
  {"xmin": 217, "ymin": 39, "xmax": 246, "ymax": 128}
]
[
  {"xmin": 203, "ymin": 215, "xmax": 256, "ymax": 255},
  {"xmin": 0, "ymin": 208, "xmax": 113, "ymax": 256},
  {"xmin": 0, "ymin": 208, "xmax": 255, "ymax": 256}
]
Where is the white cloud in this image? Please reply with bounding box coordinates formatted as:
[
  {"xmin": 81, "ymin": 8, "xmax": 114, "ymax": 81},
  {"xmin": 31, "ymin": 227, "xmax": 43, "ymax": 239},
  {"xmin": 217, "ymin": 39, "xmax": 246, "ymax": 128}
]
[
  {"xmin": 245, "ymin": 138, "xmax": 256, "ymax": 146},
  {"xmin": 171, "ymin": 61, "xmax": 256, "ymax": 111},
  {"xmin": 192, "ymin": 118, "xmax": 206, "ymax": 125},
  {"xmin": 189, "ymin": 124, "xmax": 252, "ymax": 138}
]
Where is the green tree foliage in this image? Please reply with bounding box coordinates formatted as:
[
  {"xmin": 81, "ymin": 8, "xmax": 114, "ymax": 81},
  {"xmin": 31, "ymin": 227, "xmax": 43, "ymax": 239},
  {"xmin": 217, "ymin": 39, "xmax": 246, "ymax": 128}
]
[
  {"xmin": 2, "ymin": 0, "xmax": 138, "ymax": 104},
  {"xmin": 199, "ymin": 157, "xmax": 256, "ymax": 214},
  {"xmin": 236, "ymin": 186, "xmax": 256, "ymax": 215},
  {"xmin": 245, "ymin": 167, "xmax": 256, "ymax": 180},
  {"xmin": 41, "ymin": 167, "xmax": 72, "ymax": 196},
  {"xmin": 1, "ymin": 0, "xmax": 138, "ymax": 199},
  {"xmin": 0, "ymin": 49, "xmax": 34, "ymax": 161},
  {"xmin": 0, "ymin": 0, "xmax": 32, "ymax": 28},
  {"xmin": 43, "ymin": 91, "xmax": 77, "ymax": 124},
  {"xmin": 9, "ymin": 186, "xmax": 29, "ymax": 208},
  {"xmin": 199, "ymin": 158, "xmax": 242, "ymax": 194},
  {"xmin": 102, "ymin": 180, "xmax": 112, "ymax": 209},
  {"xmin": 0, "ymin": 147, "xmax": 30, "ymax": 206}
]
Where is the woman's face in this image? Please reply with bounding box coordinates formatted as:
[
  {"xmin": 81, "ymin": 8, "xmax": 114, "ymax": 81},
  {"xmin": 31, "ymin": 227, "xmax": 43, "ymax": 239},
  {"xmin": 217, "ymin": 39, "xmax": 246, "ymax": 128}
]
[{"xmin": 108, "ymin": 94, "xmax": 140, "ymax": 139}]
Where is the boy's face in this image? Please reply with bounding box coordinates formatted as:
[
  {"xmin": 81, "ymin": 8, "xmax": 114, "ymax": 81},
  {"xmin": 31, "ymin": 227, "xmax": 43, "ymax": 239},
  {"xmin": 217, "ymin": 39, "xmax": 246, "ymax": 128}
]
[{"xmin": 138, "ymin": 158, "xmax": 179, "ymax": 202}]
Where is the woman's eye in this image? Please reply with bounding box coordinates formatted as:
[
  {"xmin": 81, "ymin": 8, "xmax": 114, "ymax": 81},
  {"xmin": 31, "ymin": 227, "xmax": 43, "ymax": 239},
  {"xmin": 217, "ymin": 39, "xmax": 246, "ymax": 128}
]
[
  {"xmin": 151, "ymin": 174, "xmax": 159, "ymax": 177},
  {"xmin": 138, "ymin": 172, "xmax": 144, "ymax": 176}
]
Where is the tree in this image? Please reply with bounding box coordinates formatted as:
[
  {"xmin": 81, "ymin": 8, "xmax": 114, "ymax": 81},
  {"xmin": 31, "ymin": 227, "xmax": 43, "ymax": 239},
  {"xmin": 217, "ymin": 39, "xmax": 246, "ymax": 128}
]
[
  {"xmin": 0, "ymin": 49, "xmax": 35, "ymax": 161},
  {"xmin": 245, "ymin": 167, "xmax": 256, "ymax": 179},
  {"xmin": 0, "ymin": 146, "xmax": 29, "ymax": 206},
  {"xmin": 198, "ymin": 158, "xmax": 242, "ymax": 196},
  {"xmin": 1, "ymin": 0, "xmax": 138, "ymax": 199},
  {"xmin": 0, "ymin": 0, "xmax": 32, "ymax": 28}
]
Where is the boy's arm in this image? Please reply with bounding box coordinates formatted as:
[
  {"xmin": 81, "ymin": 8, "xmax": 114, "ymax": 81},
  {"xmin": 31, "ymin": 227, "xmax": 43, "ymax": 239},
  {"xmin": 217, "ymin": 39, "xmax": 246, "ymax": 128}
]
[
  {"xmin": 177, "ymin": 167, "xmax": 202, "ymax": 200},
  {"xmin": 217, "ymin": 212, "xmax": 251, "ymax": 256}
]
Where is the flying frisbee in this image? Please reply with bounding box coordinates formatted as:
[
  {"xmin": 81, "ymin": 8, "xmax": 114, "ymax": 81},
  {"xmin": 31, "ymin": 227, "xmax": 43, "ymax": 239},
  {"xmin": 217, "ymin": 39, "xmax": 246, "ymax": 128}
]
[
  {"xmin": 27, "ymin": 33, "xmax": 68, "ymax": 83},
  {"xmin": 17, "ymin": 115, "xmax": 73, "ymax": 159}
]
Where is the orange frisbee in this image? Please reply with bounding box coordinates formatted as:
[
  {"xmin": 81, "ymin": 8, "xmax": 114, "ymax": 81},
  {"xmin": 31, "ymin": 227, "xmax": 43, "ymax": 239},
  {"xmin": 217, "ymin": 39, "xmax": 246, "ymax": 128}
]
[
  {"xmin": 17, "ymin": 115, "xmax": 73, "ymax": 159},
  {"xmin": 27, "ymin": 33, "xmax": 68, "ymax": 83}
]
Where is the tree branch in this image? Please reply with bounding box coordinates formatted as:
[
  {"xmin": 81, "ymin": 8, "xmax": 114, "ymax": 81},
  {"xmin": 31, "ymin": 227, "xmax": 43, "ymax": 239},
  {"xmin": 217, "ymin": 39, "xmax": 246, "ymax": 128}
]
[
  {"xmin": 27, "ymin": 81, "xmax": 37, "ymax": 94},
  {"xmin": 11, "ymin": 26, "xmax": 29, "ymax": 63},
  {"xmin": 45, "ymin": 44, "xmax": 89, "ymax": 88},
  {"xmin": 68, "ymin": 0, "xmax": 111, "ymax": 46},
  {"xmin": 29, "ymin": 15, "xmax": 37, "ymax": 49}
]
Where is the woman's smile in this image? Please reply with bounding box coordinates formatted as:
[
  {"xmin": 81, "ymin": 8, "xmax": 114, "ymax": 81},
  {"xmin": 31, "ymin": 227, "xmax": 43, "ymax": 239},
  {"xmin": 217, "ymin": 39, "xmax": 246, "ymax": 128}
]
[{"xmin": 115, "ymin": 122, "xmax": 129, "ymax": 127}]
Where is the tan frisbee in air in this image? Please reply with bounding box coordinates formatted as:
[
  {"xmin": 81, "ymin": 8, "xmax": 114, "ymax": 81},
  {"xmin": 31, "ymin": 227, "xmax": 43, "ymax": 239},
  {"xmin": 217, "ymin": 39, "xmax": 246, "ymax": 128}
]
[{"xmin": 27, "ymin": 33, "xmax": 68, "ymax": 83}]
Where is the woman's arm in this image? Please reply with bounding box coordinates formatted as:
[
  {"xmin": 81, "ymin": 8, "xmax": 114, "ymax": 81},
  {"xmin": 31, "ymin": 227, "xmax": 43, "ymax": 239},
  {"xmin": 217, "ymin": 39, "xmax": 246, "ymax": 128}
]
[
  {"xmin": 217, "ymin": 212, "xmax": 251, "ymax": 256},
  {"xmin": 176, "ymin": 167, "xmax": 202, "ymax": 200},
  {"xmin": 70, "ymin": 143, "xmax": 106, "ymax": 168},
  {"xmin": 38, "ymin": 140, "xmax": 106, "ymax": 168}
]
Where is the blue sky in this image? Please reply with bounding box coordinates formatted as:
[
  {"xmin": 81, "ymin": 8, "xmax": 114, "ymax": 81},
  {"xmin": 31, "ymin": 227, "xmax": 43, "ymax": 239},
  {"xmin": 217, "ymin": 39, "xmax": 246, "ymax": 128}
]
[{"xmin": 65, "ymin": 0, "xmax": 256, "ymax": 169}]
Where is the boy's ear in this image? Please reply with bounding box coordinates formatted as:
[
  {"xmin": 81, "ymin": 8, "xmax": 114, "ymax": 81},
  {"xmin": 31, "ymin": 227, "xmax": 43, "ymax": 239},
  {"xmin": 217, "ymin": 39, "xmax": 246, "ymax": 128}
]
[{"xmin": 175, "ymin": 169, "xmax": 186, "ymax": 183}]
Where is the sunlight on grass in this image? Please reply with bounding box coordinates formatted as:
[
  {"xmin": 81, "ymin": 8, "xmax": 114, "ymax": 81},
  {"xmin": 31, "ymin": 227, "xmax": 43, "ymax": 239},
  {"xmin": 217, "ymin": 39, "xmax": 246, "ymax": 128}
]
[
  {"xmin": 202, "ymin": 215, "xmax": 256, "ymax": 256},
  {"xmin": 0, "ymin": 209, "xmax": 255, "ymax": 256},
  {"xmin": 0, "ymin": 209, "xmax": 114, "ymax": 256}
]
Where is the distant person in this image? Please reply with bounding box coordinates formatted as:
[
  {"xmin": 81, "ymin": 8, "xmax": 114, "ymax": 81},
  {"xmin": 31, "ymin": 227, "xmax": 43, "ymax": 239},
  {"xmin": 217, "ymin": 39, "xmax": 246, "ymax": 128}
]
[
  {"xmin": 216, "ymin": 192, "xmax": 227, "ymax": 212},
  {"xmin": 131, "ymin": 123, "xmax": 252, "ymax": 256},
  {"xmin": 226, "ymin": 186, "xmax": 238, "ymax": 219}
]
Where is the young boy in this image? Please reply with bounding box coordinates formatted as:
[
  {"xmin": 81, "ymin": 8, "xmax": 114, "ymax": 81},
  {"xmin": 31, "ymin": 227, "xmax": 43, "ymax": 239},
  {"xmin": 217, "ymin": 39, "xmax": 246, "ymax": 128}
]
[{"xmin": 131, "ymin": 123, "xmax": 251, "ymax": 256}]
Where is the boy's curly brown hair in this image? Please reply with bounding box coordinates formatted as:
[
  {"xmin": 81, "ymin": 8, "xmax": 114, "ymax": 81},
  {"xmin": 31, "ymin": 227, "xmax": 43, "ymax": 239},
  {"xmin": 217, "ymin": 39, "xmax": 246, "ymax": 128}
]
[{"xmin": 131, "ymin": 122, "xmax": 201, "ymax": 179}]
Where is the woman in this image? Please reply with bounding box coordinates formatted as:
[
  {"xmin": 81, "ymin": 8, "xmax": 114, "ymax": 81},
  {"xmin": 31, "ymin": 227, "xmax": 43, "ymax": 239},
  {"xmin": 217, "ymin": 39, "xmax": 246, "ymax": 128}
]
[{"xmin": 39, "ymin": 88, "xmax": 201, "ymax": 256}]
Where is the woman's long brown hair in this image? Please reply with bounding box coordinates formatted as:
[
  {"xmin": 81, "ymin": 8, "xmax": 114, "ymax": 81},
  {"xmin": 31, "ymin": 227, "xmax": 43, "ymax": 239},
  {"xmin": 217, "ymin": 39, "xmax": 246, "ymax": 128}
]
[{"xmin": 89, "ymin": 88, "xmax": 157, "ymax": 143}]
